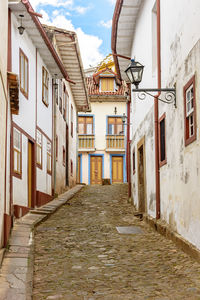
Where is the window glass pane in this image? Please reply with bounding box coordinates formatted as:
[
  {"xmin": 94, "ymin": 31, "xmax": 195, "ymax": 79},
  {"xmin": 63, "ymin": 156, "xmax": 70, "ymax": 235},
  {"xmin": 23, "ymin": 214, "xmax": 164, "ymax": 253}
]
[
  {"xmin": 24, "ymin": 58, "xmax": 28, "ymax": 94},
  {"xmin": 21, "ymin": 54, "xmax": 24, "ymax": 90},
  {"xmin": 160, "ymin": 119, "xmax": 165, "ymax": 161},
  {"xmin": 116, "ymin": 124, "xmax": 123, "ymax": 135},
  {"xmin": 108, "ymin": 124, "xmax": 114, "ymax": 134},
  {"xmin": 87, "ymin": 123, "xmax": 92, "ymax": 134},
  {"xmin": 78, "ymin": 123, "xmax": 84, "ymax": 134}
]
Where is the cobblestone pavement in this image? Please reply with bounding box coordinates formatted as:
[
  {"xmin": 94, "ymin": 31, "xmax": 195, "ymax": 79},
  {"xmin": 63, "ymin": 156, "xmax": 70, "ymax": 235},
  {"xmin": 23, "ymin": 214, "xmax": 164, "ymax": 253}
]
[{"xmin": 33, "ymin": 184, "xmax": 200, "ymax": 300}]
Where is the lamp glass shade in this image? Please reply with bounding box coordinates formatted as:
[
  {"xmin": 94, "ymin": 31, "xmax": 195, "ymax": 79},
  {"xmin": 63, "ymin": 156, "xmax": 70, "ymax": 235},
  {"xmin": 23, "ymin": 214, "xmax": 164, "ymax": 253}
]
[
  {"xmin": 125, "ymin": 60, "xmax": 144, "ymax": 88},
  {"xmin": 18, "ymin": 26, "xmax": 25, "ymax": 35}
]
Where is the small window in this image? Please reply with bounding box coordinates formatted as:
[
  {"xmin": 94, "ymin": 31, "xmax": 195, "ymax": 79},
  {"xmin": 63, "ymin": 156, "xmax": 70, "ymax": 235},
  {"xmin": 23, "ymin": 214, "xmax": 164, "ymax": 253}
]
[
  {"xmin": 56, "ymin": 135, "xmax": 58, "ymax": 161},
  {"xmin": 101, "ymin": 78, "xmax": 114, "ymax": 92},
  {"xmin": 184, "ymin": 76, "xmax": 196, "ymax": 146},
  {"xmin": 78, "ymin": 116, "xmax": 93, "ymax": 135},
  {"xmin": 59, "ymin": 80, "xmax": 62, "ymax": 113},
  {"xmin": 63, "ymin": 85, "xmax": 68, "ymax": 121},
  {"xmin": 71, "ymin": 159, "xmax": 73, "ymax": 175},
  {"xmin": 71, "ymin": 105, "xmax": 73, "ymax": 137},
  {"xmin": 36, "ymin": 130, "xmax": 42, "ymax": 168},
  {"xmin": 132, "ymin": 149, "xmax": 135, "ymax": 174},
  {"xmin": 42, "ymin": 66, "xmax": 49, "ymax": 106},
  {"xmin": 47, "ymin": 141, "xmax": 52, "ymax": 174},
  {"xmin": 159, "ymin": 114, "xmax": 166, "ymax": 167},
  {"xmin": 55, "ymin": 79, "xmax": 58, "ymax": 105},
  {"xmin": 19, "ymin": 49, "xmax": 28, "ymax": 98},
  {"xmin": 63, "ymin": 146, "xmax": 66, "ymax": 166},
  {"xmin": 108, "ymin": 117, "xmax": 123, "ymax": 135},
  {"xmin": 13, "ymin": 128, "xmax": 22, "ymax": 177}
]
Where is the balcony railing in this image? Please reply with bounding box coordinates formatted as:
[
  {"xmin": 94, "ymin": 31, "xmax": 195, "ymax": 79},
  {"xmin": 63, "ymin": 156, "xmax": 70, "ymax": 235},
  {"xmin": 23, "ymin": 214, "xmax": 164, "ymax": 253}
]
[
  {"xmin": 106, "ymin": 135, "xmax": 125, "ymax": 150},
  {"xmin": 78, "ymin": 135, "xmax": 95, "ymax": 150}
]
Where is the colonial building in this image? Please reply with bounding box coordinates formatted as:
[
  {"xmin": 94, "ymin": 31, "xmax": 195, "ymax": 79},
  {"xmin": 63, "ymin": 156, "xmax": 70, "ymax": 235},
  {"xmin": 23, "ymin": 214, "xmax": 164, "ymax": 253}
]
[
  {"xmin": 112, "ymin": 0, "xmax": 200, "ymax": 250},
  {"xmin": 43, "ymin": 25, "xmax": 89, "ymax": 194},
  {"xmin": 78, "ymin": 55, "xmax": 127, "ymax": 185},
  {"xmin": 2, "ymin": 0, "xmax": 89, "ymax": 249},
  {"xmin": 0, "ymin": 0, "xmax": 8, "ymax": 248}
]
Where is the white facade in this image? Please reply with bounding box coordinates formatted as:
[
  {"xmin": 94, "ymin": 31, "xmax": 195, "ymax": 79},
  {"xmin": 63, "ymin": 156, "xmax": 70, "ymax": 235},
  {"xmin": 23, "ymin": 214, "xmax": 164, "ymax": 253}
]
[
  {"xmin": 0, "ymin": 0, "xmax": 8, "ymax": 247},
  {"xmin": 114, "ymin": 0, "xmax": 200, "ymax": 250}
]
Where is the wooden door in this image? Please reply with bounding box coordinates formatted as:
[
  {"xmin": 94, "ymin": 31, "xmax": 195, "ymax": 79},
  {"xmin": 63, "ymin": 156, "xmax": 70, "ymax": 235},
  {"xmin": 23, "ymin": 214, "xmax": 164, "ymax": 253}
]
[
  {"xmin": 112, "ymin": 156, "xmax": 123, "ymax": 183},
  {"xmin": 66, "ymin": 124, "xmax": 69, "ymax": 186},
  {"xmin": 28, "ymin": 141, "xmax": 33, "ymax": 208},
  {"xmin": 78, "ymin": 155, "xmax": 81, "ymax": 183},
  {"xmin": 138, "ymin": 143, "xmax": 146, "ymax": 212},
  {"xmin": 90, "ymin": 156, "xmax": 102, "ymax": 185}
]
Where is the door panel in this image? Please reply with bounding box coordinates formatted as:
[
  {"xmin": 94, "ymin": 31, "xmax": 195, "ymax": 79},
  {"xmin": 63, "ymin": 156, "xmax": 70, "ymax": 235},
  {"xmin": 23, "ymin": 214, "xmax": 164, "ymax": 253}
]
[
  {"xmin": 90, "ymin": 156, "xmax": 102, "ymax": 185},
  {"xmin": 78, "ymin": 155, "xmax": 81, "ymax": 183},
  {"xmin": 112, "ymin": 156, "xmax": 123, "ymax": 183},
  {"xmin": 28, "ymin": 141, "xmax": 32, "ymax": 208},
  {"xmin": 137, "ymin": 139, "xmax": 146, "ymax": 212}
]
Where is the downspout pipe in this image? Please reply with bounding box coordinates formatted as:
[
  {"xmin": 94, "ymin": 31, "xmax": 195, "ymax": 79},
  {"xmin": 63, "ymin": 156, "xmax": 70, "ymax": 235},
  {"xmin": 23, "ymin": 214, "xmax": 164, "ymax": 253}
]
[{"xmin": 155, "ymin": 0, "xmax": 161, "ymax": 219}]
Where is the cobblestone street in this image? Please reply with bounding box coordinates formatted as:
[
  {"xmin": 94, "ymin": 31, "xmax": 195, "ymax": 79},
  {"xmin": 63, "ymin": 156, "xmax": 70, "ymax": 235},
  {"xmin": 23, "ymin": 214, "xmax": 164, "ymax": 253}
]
[{"xmin": 33, "ymin": 184, "xmax": 200, "ymax": 300}]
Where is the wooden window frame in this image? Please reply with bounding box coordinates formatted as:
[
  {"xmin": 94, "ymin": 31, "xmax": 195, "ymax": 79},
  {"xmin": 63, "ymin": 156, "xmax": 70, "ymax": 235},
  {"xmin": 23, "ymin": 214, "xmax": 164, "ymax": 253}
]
[
  {"xmin": 56, "ymin": 135, "xmax": 58, "ymax": 161},
  {"xmin": 78, "ymin": 116, "xmax": 94, "ymax": 135},
  {"xmin": 158, "ymin": 113, "xmax": 167, "ymax": 167},
  {"xmin": 42, "ymin": 66, "xmax": 49, "ymax": 107},
  {"xmin": 184, "ymin": 75, "xmax": 196, "ymax": 146},
  {"xmin": 71, "ymin": 159, "xmax": 73, "ymax": 176},
  {"xmin": 132, "ymin": 149, "xmax": 135, "ymax": 175},
  {"xmin": 59, "ymin": 80, "xmax": 62, "ymax": 114},
  {"xmin": 36, "ymin": 129, "xmax": 43, "ymax": 169},
  {"xmin": 13, "ymin": 127, "xmax": 22, "ymax": 179},
  {"xmin": 100, "ymin": 77, "xmax": 114, "ymax": 92},
  {"xmin": 47, "ymin": 140, "xmax": 52, "ymax": 175},
  {"xmin": 63, "ymin": 146, "xmax": 66, "ymax": 166},
  {"xmin": 19, "ymin": 48, "xmax": 29, "ymax": 99},
  {"xmin": 108, "ymin": 117, "xmax": 124, "ymax": 135},
  {"xmin": 71, "ymin": 105, "xmax": 73, "ymax": 137},
  {"xmin": 63, "ymin": 85, "xmax": 68, "ymax": 121}
]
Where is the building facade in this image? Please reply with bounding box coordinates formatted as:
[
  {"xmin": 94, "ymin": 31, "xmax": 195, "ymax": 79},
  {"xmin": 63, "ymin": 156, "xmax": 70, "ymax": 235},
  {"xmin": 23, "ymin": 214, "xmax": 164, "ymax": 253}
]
[
  {"xmin": 43, "ymin": 25, "xmax": 89, "ymax": 194},
  {"xmin": 0, "ymin": 0, "xmax": 8, "ymax": 248},
  {"xmin": 112, "ymin": 0, "xmax": 200, "ymax": 250},
  {"xmin": 78, "ymin": 55, "xmax": 127, "ymax": 185}
]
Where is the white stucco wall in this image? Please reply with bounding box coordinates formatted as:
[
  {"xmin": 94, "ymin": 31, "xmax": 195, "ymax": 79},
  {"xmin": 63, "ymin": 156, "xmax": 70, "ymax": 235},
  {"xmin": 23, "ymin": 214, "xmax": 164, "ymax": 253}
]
[
  {"xmin": 128, "ymin": 0, "xmax": 200, "ymax": 249},
  {"xmin": 0, "ymin": 0, "xmax": 8, "ymax": 247},
  {"xmin": 11, "ymin": 14, "xmax": 36, "ymax": 138}
]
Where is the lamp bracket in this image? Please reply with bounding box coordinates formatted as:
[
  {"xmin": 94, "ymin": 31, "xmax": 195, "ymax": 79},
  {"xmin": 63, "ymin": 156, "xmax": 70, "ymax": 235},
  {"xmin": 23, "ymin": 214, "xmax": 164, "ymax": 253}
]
[{"xmin": 132, "ymin": 88, "xmax": 176, "ymax": 108}]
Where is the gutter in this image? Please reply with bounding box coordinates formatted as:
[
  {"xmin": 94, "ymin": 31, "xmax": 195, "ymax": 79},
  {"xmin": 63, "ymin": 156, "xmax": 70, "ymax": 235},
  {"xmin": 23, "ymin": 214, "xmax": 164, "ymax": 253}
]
[
  {"xmin": 111, "ymin": 0, "xmax": 124, "ymax": 82},
  {"xmin": 155, "ymin": 0, "xmax": 161, "ymax": 219},
  {"xmin": 21, "ymin": 0, "xmax": 75, "ymax": 84}
]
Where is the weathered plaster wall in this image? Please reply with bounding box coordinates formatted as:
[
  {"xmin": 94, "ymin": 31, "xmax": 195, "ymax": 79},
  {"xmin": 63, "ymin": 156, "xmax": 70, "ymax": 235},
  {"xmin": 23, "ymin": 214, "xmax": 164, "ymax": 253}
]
[
  {"xmin": 159, "ymin": 1, "xmax": 200, "ymax": 249},
  {"xmin": 129, "ymin": 0, "xmax": 200, "ymax": 249},
  {"xmin": 0, "ymin": 0, "xmax": 8, "ymax": 247}
]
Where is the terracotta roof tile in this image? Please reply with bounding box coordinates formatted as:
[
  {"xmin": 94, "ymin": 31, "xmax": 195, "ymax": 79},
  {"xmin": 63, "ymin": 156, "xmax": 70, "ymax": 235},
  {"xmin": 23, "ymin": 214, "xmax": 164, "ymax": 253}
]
[{"xmin": 86, "ymin": 77, "xmax": 125, "ymax": 96}]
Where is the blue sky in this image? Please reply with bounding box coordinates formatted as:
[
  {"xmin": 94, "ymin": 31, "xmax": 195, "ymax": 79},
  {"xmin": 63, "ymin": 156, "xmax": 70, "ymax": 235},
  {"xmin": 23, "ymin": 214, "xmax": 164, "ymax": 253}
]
[{"xmin": 31, "ymin": 0, "xmax": 116, "ymax": 68}]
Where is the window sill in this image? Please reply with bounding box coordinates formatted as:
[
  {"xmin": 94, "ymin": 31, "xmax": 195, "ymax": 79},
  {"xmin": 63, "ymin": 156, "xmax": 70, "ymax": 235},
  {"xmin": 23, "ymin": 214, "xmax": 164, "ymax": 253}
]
[
  {"xmin": 13, "ymin": 172, "xmax": 22, "ymax": 179},
  {"xmin": 47, "ymin": 170, "xmax": 52, "ymax": 176},
  {"xmin": 159, "ymin": 159, "xmax": 167, "ymax": 168},
  {"xmin": 20, "ymin": 88, "xmax": 28, "ymax": 100},
  {"xmin": 36, "ymin": 163, "xmax": 42, "ymax": 170},
  {"xmin": 185, "ymin": 134, "xmax": 196, "ymax": 147}
]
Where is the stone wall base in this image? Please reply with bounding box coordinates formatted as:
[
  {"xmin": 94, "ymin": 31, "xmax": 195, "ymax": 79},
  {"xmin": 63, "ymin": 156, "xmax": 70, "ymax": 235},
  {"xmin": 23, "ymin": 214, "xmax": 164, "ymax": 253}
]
[{"xmin": 143, "ymin": 213, "xmax": 200, "ymax": 263}]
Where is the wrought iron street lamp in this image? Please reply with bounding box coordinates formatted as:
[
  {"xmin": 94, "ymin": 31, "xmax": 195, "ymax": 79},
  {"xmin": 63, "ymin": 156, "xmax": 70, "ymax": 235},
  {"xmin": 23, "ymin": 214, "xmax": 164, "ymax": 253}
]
[
  {"xmin": 18, "ymin": 15, "xmax": 25, "ymax": 35},
  {"xmin": 125, "ymin": 59, "xmax": 176, "ymax": 107}
]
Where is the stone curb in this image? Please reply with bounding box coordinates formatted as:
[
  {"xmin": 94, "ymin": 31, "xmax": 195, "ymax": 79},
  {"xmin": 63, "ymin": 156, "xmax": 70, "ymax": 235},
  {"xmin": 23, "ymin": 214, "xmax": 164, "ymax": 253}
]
[
  {"xmin": 143, "ymin": 213, "xmax": 200, "ymax": 263},
  {"xmin": 0, "ymin": 185, "xmax": 84, "ymax": 300}
]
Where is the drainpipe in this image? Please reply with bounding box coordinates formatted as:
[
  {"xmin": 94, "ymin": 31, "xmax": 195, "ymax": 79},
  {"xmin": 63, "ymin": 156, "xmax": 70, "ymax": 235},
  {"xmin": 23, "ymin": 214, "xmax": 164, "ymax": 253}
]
[
  {"xmin": 155, "ymin": 0, "xmax": 161, "ymax": 219},
  {"xmin": 53, "ymin": 80, "xmax": 57, "ymax": 196},
  {"xmin": 126, "ymin": 84, "xmax": 131, "ymax": 198}
]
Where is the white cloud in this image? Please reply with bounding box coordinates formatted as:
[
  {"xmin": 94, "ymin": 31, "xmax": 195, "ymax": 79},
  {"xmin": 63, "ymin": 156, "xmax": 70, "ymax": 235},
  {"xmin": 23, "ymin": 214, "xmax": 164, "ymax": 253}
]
[
  {"xmin": 74, "ymin": 6, "xmax": 89, "ymax": 15},
  {"xmin": 31, "ymin": 0, "xmax": 73, "ymax": 10},
  {"xmin": 99, "ymin": 19, "xmax": 112, "ymax": 29},
  {"xmin": 40, "ymin": 12, "xmax": 103, "ymax": 68}
]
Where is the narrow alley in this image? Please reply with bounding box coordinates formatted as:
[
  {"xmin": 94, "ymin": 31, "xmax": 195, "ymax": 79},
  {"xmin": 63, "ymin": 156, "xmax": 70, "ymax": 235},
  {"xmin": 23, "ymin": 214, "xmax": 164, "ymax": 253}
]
[{"xmin": 33, "ymin": 185, "xmax": 200, "ymax": 300}]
